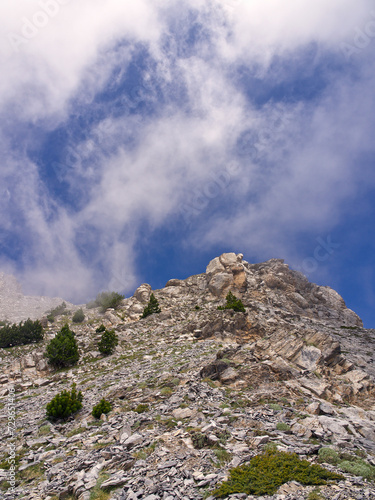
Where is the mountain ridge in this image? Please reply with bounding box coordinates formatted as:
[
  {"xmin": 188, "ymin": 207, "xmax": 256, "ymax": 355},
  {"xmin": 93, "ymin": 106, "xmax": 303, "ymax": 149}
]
[{"xmin": 1, "ymin": 252, "xmax": 375, "ymax": 500}]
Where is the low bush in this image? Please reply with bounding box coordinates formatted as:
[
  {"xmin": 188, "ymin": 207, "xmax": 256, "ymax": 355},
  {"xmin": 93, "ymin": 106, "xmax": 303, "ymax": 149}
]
[
  {"xmin": 276, "ymin": 422, "xmax": 291, "ymax": 431},
  {"xmin": 98, "ymin": 328, "xmax": 118, "ymax": 355},
  {"xmin": 87, "ymin": 291, "xmax": 124, "ymax": 312},
  {"xmin": 46, "ymin": 383, "xmax": 83, "ymax": 421},
  {"xmin": 339, "ymin": 459, "xmax": 375, "ymax": 480},
  {"xmin": 212, "ymin": 450, "xmax": 344, "ymax": 497},
  {"xmin": 141, "ymin": 293, "xmax": 161, "ymax": 319},
  {"xmin": 134, "ymin": 403, "xmax": 149, "ymax": 414},
  {"xmin": 45, "ymin": 324, "xmax": 79, "ymax": 368},
  {"xmin": 96, "ymin": 324, "xmax": 106, "ymax": 333},
  {"xmin": 46, "ymin": 302, "xmax": 68, "ymax": 323},
  {"xmin": 318, "ymin": 447, "xmax": 340, "ymax": 465},
  {"xmin": 217, "ymin": 291, "xmax": 245, "ymax": 313},
  {"xmin": 92, "ymin": 399, "xmax": 112, "ymax": 419},
  {"xmin": 72, "ymin": 308, "xmax": 85, "ymax": 323},
  {"xmin": 0, "ymin": 319, "xmax": 44, "ymax": 348}
]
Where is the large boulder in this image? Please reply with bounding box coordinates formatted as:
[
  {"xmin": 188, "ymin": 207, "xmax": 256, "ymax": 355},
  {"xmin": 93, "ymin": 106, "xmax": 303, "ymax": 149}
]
[{"xmin": 133, "ymin": 284, "xmax": 152, "ymax": 303}]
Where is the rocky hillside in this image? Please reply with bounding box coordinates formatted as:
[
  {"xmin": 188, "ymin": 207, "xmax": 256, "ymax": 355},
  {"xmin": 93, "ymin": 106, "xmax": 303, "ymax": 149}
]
[
  {"xmin": 0, "ymin": 273, "xmax": 72, "ymax": 324},
  {"xmin": 1, "ymin": 253, "xmax": 375, "ymax": 500}
]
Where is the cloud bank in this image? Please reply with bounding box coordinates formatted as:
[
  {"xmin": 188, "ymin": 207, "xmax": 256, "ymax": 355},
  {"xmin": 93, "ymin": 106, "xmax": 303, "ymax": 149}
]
[{"xmin": 0, "ymin": 0, "xmax": 374, "ymax": 305}]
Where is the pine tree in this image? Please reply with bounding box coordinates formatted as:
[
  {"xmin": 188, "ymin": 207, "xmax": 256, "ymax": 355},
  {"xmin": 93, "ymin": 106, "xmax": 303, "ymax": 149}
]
[
  {"xmin": 45, "ymin": 324, "xmax": 79, "ymax": 368},
  {"xmin": 98, "ymin": 328, "xmax": 118, "ymax": 355},
  {"xmin": 218, "ymin": 291, "xmax": 246, "ymax": 313},
  {"xmin": 141, "ymin": 293, "xmax": 161, "ymax": 319},
  {"xmin": 46, "ymin": 383, "xmax": 83, "ymax": 421}
]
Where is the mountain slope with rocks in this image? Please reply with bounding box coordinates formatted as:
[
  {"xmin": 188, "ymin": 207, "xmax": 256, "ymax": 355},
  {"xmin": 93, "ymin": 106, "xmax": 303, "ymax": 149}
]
[
  {"xmin": 0, "ymin": 272, "xmax": 73, "ymax": 324},
  {"xmin": 1, "ymin": 253, "xmax": 375, "ymax": 500}
]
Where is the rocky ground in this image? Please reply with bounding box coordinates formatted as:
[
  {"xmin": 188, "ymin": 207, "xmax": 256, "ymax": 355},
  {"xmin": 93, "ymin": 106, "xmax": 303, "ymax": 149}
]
[{"xmin": 0, "ymin": 253, "xmax": 375, "ymax": 500}]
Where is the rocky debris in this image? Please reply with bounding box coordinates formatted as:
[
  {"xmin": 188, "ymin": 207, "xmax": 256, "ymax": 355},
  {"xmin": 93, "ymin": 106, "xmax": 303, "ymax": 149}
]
[{"xmin": 0, "ymin": 253, "xmax": 375, "ymax": 500}]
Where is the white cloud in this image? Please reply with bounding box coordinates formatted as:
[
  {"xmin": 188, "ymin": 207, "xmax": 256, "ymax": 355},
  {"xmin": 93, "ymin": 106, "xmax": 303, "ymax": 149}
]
[{"xmin": 0, "ymin": 0, "xmax": 374, "ymax": 301}]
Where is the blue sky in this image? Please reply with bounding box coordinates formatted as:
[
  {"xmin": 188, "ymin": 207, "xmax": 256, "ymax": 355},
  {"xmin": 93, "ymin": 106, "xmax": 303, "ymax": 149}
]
[{"xmin": 1, "ymin": 0, "xmax": 375, "ymax": 327}]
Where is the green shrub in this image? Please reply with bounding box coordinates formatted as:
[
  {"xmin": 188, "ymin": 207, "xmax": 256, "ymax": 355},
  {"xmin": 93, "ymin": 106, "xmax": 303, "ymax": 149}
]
[
  {"xmin": 46, "ymin": 302, "xmax": 68, "ymax": 323},
  {"xmin": 318, "ymin": 447, "xmax": 340, "ymax": 465},
  {"xmin": 0, "ymin": 319, "xmax": 44, "ymax": 348},
  {"xmin": 134, "ymin": 403, "xmax": 149, "ymax": 414},
  {"xmin": 217, "ymin": 292, "xmax": 245, "ymax": 313},
  {"xmin": 72, "ymin": 308, "xmax": 85, "ymax": 323},
  {"xmin": 141, "ymin": 293, "xmax": 161, "ymax": 319},
  {"xmin": 98, "ymin": 328, "xmax": 118, "ymax": 355},
  {"xmin": 95, "ymin": 324, "xmax": 106, "ymax": 333},
  {"xmin": 212, "ymin": 450, "xmax": 344, "ymax": 497},
  {"xmin": 191, "ymin": 431, "xmax": 212, "ymax": 449},
  {"xmin": 339, "ymin": 459, "xmax": 375, "ymax": 480},
  {"xmin": 92, "ymin": 398, "xmax": 112, "ymax": 419},
  {"xmin": 87, "ymin": 291, "xmax": 124, "ymax": 312},
  {"xmin": 46, "ymin": 383, "xmax": 83, "ymax": 421},
  {"xmin": 45, "ymin": 324, "xmax": 79, "ymax": 368},
  {"xmin": 269, "ymin": 403, "xmax": 282, "ymax": 411},
  {"xmin": 276, "ymin": 422, "xmax": 291, "ymax": 431}
]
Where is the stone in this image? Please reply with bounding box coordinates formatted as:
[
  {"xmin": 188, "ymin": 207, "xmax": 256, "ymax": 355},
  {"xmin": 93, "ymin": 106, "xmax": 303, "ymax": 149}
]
[
  {"xmin": 133, "ymin": 283, "xmax": 152, "ymax": 303},
  {"xmin": 124, "ymin": 433, "xmax": 143, "ymax": 449},
  {"xmin": 208, "ymin": 273, "xmax": 233, "ymax": 296},
  {"xmin": 219, "ymin": 367, "xmax": 238, "ymax": 384},
  {"xmin": 206, "ymin": 257, "xmax": 225, "ymax": 275},
  {"xmin": 172, "ymin": 408, "xmax": 194, "ymax": 420},
  {"xmin": 294, "ymin": 346, "xmax": 322, "ymax": 371},
  {"xmin": 219, "ymin": 253, "xmax": 238, "ymax": 268},
  {"xmin": 165, "ymin": 279, "xmax": 185, "ymax": 287}
]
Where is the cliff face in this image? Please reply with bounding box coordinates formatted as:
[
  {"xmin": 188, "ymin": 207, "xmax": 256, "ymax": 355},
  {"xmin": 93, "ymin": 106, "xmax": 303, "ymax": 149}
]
[
  {"xmin": 0, "ymin": 272, "xmax": 71, "ymax": 324},
  {"xmin": 0, "ymin": 253, "xmax": 375, "ymax": 500}
]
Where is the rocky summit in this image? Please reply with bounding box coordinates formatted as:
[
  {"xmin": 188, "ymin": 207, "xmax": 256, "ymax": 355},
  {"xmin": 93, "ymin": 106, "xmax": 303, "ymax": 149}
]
[{"xmin": 1, "ymin": 253, "xmax": 375, "ymax": 500}]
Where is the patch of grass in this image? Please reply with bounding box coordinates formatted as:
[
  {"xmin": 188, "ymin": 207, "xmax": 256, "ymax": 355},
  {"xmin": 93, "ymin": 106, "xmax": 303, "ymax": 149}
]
[
  {"xmin": 268, "ymin": 403, "xmax": 282, "ymax": 411},
  {"xmin": 66, "ymin": 426, "xmax": 86, "ymax": 438},
  {"xmin": 134, "ymin": 403, "xmax": 149, "ymax": 414},
  {"xmin": 160, "ymin": 387, "xmax": 173, "ymax": 396},
  {"xmin": 89, "ymin": 472, "xmax": 111, "ymax": 500},
  {"xmin": 162, "ymin": 418, "xmax": 178, "ymax": 430},
  {"xmin": 212, "ymin": 450, "xmax": 344, "ymax": 497},
  {"xmin": 19, "ymin": 463, "xmax": 45, "ymax": 484},
  {"xmin": 339, "ymin": 459, "xmax": 375, "ymax": 480},
  {"xmin": 276, "ymin": 423, "xmax": 291, "ymax": 432},
  {"xmin": 88, "ymin": 421, "xmax": 103, "ymax": 427},
  {"xmin": 132, "ymin": 441, "xmax": 158, "ymax": 460},
  {"xmin": 213, "ymin": 447, "xmax": 233, "ymax": 466},
  {"xmin": 38, "ymin": 424, "xmax": 51, "ymax": 436},
  {"xmin": 308, "ymin": 488, "xmax": 324, "ymax": 500}
]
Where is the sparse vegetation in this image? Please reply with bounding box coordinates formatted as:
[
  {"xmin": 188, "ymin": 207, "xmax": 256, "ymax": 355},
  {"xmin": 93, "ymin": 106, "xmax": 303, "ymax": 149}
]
[
  {"xmin": 276, "ymin": 422, "xmax": 290, "ymax": 431},
  {"xmin": 45, "ymin": 324, "xmax": 79, "ymax": 368},
  {"xmin": 72, "ymin": 308, "xmax": 85, "ymax": 323},
  {"xmin": 98, "ymin": 328, "xmax": 118, "ymax": 355},
  {"xmin": 217, "ymin": 291, "xmax": 245, "ymax": 313},
  {"xmin": 47, "ymin": 302, "xmax": 68, "ymax": 323},
  {"xmin": 212, "ymin": 450, "xmax": 344, "ymax": 497},
  {"xmin": 134, "ymin": 403, "xmax": 149, "ymax": 413},
  {"xmin": 0, "ymin": 319, "xmax": 44, "ymax": 348},
  {"xmin": 141, "ymin": 293, "xmax": 161, "ymax": 318},
  {"xmin": 318, "ymin": 448, "xmax": 375, "ymax": 480},
  {"xmin": 92, "ymin": 399, "xmax": 112, "ymax": 419},
  {"xmin": 46, "ymin": 383, "xmax": 83, "ymax": 421},
  {"xmin": 87, "ymin": 291, "xmax": 124, "ymax": 312}
]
